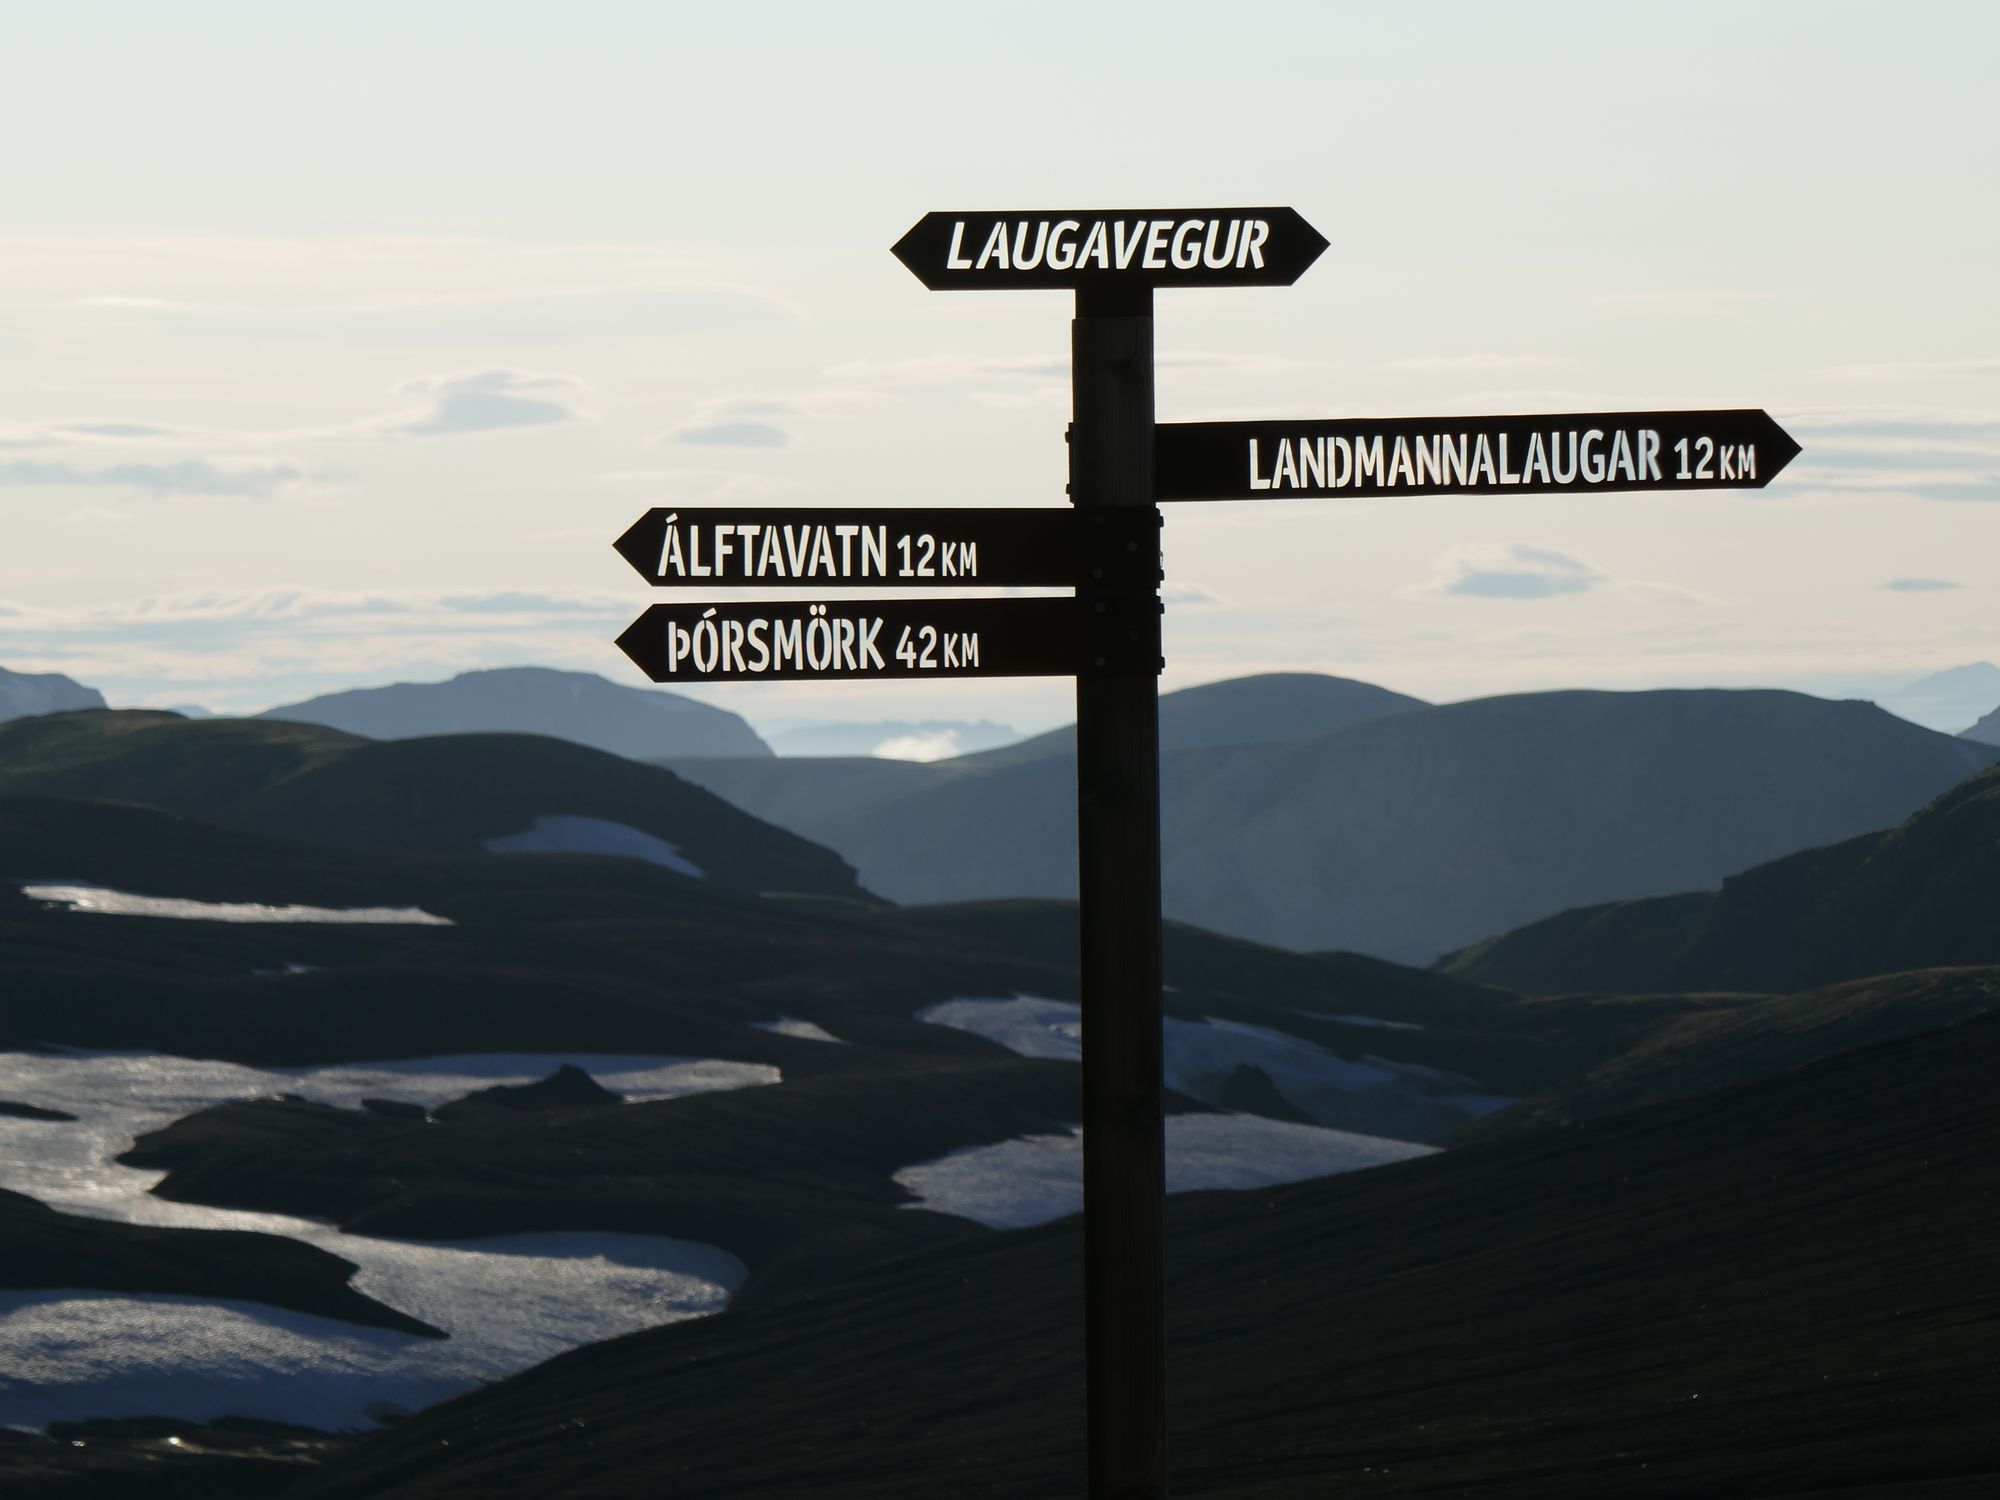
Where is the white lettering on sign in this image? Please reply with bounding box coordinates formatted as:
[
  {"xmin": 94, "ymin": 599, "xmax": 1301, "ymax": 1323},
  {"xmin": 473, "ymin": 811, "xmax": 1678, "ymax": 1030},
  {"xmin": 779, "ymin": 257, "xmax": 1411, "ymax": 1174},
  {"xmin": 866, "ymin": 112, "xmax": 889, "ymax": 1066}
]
[
  {"xmin": 652, "ymin": 514, "xmax": 982, "ymax": 582},
  {"xmin": 657, "ymin": 606, "xmax": 979, "ymax": 678},
  {"xmin": 944, "ymin": 216, "xmax": 1272, "ymax": 273},
  {"xmin": 1245, "ymin": 429, "xmax": 1685, "ymax": 491}
]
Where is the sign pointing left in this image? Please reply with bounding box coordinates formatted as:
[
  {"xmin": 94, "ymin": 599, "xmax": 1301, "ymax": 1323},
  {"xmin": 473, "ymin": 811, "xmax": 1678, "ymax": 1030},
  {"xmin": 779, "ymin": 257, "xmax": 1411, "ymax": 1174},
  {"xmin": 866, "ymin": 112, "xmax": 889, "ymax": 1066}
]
[
  {"xmin": 613, "ymin": 506, "xmax": 1093, "ymax": 589},
  {"xmin": 892, "ymin": 208, "xmax": 1327, "ymax": 289}
]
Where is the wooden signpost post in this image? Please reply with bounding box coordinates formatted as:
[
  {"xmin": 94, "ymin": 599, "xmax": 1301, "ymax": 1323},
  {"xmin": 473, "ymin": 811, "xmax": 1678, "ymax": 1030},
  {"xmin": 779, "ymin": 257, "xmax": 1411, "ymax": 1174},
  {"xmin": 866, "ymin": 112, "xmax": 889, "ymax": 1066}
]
[{"xmin": 613, "ymin": 207, "xmax": 1799, "ymax": 1498}]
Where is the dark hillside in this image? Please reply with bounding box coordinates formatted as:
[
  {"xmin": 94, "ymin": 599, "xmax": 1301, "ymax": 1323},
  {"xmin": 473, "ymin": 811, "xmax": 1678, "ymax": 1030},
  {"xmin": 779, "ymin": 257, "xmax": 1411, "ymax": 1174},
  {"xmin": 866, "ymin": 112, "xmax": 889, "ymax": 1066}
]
[
  {"xmin": 0, "ymin": 710, "xmax": 859, "ymax": 899},
  {"xmin": 292, "ymin": 1010, "xmax": 2000, "ymax": 1498},
  {"xmin": 1443, "ymin": 759, "xmax": 2000, "ymax": 994}
]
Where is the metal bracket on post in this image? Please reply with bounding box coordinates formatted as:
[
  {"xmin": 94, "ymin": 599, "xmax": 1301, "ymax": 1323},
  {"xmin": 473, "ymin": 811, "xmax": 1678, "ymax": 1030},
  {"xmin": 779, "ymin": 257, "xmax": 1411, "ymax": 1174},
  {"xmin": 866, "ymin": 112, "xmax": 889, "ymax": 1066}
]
[{"xmin": 1079, "ymin": 505, "xmax": 1164, "ymax": 677}]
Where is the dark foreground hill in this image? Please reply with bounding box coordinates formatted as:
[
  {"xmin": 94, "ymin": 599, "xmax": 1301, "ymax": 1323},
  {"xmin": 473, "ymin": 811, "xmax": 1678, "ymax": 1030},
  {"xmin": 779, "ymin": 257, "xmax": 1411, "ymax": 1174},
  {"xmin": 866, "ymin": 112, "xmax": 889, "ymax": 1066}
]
[
  {"xmin": 288, "ymin": 1008, "xmax": 2000, "ymax": 1499},
  {"xmin": 1456, "ymin": 964, "xmax": 2000, "ymax": 1141},
  {"xmin": 0, "ymin": 710, "xmax": 856, "ymax": 898},
  {"xmin": 673, "ymin": 684, "xmax": 1999, "ymax": 962},
  {"xmin": 1442, "ymin": 758, "xmax": 2000, "ymax": 995},
  {"xmin": 260, "ymin": 666, "xmax": 772, "ymax": 759}
]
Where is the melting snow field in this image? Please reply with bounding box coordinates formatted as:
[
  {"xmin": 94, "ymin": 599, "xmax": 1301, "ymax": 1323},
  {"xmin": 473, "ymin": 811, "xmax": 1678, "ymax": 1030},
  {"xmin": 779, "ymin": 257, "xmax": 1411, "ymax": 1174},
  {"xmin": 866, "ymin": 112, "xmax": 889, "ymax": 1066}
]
[
  {"xmin": 917, "ymin": 995, "xmax": 1514, "ymax": 1135},
  {"xmin": 750, "ymin": 1017, "xmax": 844, "ymax": 1044},
  {"xmin": 895, "ymin": 1114, "xmax": 1436, "ymax": 1230},
  {"xmin": 482, "ymin": 815, "xmax": 704, "ymax": 878},
  {"xmin": 20, "ymin": 884, "xmax": 453, "ymax": 926},
  {"xmin": 0, "ymin": 1050, "xmax": 775, "ymax": 1431}
]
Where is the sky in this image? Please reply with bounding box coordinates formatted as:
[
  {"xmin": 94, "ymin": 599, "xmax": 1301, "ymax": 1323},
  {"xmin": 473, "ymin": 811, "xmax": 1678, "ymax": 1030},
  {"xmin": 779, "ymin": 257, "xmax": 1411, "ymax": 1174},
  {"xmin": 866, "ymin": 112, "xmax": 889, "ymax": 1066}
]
[{"xmin": 1, "ymin": 0, "xmax": 1996, "ymax": 737}]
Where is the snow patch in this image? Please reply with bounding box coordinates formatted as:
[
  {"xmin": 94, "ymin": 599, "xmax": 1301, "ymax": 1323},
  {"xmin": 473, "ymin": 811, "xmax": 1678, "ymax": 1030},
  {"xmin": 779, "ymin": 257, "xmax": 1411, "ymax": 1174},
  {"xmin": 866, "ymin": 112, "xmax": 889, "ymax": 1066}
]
[
  {"xmin": 19, "ymin": 884, "xmax": 452, "ymax": 926},
  {"xmin": 895, "ymin": 1114, "xmax": 1435, "ymax": 1230},
  {"xmin": 1302, "ymin": 1011, "xmax": 1426, "ymax": 1031},
  {"xmin": 483, "ymin": 816, "xmax": 703, "ymax": 878},
  {"xmin": 749, "ymin": 1017, "xmax": 844, "ymax": 1044},
  {"xmin": 917, "ymin": 995, "xmax": 1512, "ymax": 1137},
  {"xmin": 0, "ymin": 1050, "xmax": 771, "ymax": 1431}
]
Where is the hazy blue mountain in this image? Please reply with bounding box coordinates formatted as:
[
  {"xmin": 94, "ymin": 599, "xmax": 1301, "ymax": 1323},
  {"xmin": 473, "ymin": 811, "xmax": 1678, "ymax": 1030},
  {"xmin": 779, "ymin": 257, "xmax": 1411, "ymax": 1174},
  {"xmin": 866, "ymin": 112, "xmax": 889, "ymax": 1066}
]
[
  {"xmin": 260, "ymin": 666, "xmax": 771, "ymax": 760},
  {"xmin": 0, "ymin": 665, "xmax": 104, "ymax": 723},
  {"xmin": 1963, "ymin": 704, "xmax": 2000, "ymax": 746},
  {"xmin": 766, "ymin": 719, "xmax": 1019, "ymax": 758},
  {"xmin": 674, "ymin": 685, "xmax": 1999, "ymax": 964},
  {"xmin": 1877, "ymin": 660, "xmax": 2000, "ymax": 733},
  {"xmin": 1440, "ymin": 756, "xmax": 2000, "ymax": 995},
  {"xmin": 965, "ymin": 671, "xmax": 1428, "ymax": 767}
]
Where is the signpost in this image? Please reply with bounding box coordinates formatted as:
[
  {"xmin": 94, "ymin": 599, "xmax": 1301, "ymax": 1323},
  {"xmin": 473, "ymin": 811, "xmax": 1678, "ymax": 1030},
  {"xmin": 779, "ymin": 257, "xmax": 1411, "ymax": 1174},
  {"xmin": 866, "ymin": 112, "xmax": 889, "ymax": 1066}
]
[{"xmin": 611, "ymin": 206, "xmax": 1798, "ymax": 1499}]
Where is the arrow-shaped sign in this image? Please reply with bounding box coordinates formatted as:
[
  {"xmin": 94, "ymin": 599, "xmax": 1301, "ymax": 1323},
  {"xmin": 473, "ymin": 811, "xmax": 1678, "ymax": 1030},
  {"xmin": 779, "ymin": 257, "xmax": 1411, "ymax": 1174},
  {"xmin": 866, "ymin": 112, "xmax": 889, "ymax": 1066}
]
[
  {"xmin": 1154, "ymin": 409, "xmax": 1801, "ymax": 501},
  {"xmin": 892, "ymin": 208, "xmax": 1327, "ymax": 290},
  {"xmin": 613, "ymin": 506, "xmax": 1159, "ymax": 590},
  {"xmin": 615, "ymin": 596, "xmax": 1159, "ymax": 684}
]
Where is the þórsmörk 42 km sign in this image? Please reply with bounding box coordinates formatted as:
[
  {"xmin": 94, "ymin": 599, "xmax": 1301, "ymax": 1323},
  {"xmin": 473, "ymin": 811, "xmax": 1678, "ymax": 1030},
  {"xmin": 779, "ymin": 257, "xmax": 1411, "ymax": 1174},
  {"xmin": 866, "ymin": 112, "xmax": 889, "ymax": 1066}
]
[
  {"xmin": 1154, "ymin": 408, "xmax": 1801, "ymax": 501},
  {"xmin": 613, "ymin": 506, "xmax": 1090, "ymax": 588},
  {"xmin": 892, "ymin": 208, "xmax": 1327, "ymax": 289},
  {"xmin": 613, "ymin": 596, "xmax": 1158, "ymax": 684}
]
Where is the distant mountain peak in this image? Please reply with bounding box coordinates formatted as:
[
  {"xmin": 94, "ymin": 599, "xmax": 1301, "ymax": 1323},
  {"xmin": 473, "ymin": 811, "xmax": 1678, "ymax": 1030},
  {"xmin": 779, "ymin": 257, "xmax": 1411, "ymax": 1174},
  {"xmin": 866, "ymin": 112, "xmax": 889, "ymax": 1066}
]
[
  {"xmin": 0, "ymin": 665, "xmax": 106, "ymax": 723},
  {"xmin": 258, "ymin": 664, "xmax": 772, "ymax": 760}
]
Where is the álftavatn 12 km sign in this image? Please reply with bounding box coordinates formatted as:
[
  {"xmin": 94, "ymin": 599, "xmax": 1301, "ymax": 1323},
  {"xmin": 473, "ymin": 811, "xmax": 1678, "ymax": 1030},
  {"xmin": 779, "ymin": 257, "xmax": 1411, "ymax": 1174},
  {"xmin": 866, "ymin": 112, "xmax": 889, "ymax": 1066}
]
[{"xmin": 613, "ymin": 506, "xmax": 1135, "ymax": 589}]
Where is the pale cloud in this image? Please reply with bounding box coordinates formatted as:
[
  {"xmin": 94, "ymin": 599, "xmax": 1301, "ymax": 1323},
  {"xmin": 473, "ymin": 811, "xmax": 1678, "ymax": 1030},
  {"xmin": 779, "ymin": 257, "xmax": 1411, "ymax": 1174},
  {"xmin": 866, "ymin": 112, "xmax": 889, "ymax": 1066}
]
[
  {"xmin": 1813, "ymin": 358, "xmax": 2000, "ymax": 383},
  {"xmin": 1579, "ymin": 289, "xmax": 1774, "ymax": 316},
  {"xmin": 592, "ymin": 468, "xmax": 796, "ymax": 501},
  {"xmin": 0, "ymin": 457, "xmax": 306, "ymax": 498},
  {"xmin": 823, "ymin": 350, "xmax": 1296, "ymax": 386},
  {"xmin": 1414, "ymin": 544, "xmax": 1605, "ymax": 601},
  {"xmin": 1882, "ymin": 577, "xmax": 1961, "ymax": 592},
  {"xmin": 0, "ymin": 585, "xmax": 640, "ymax": 712},
  {"xmin": 1409, "ymin": 543, "xmax": 1718, "ymax": 607},
  {"xmin": 1378, "ymin": 353, "xmax": 1569, "ymax": 376},
  {"xmin": 381, "ymin": 369, "xmax": 591, "ymax": 438},
  {"xmin": 657, "ymin": 396, "xmax": 808, "ymax": 449},
  {"xmin": 669, "ymin": 419, "xmax": 791, "ymax": 448}
]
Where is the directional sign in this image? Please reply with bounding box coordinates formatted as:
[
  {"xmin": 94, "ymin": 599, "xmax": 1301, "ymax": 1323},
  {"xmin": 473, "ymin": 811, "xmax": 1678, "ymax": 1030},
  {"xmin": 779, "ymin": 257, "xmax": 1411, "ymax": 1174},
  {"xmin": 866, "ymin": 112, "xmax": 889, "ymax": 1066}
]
[
  {"xmin": 892, "ymin": 208, "xmax": 1327, "ymax": 290},
  {"xmin": 1154, "ymin": 409, "xmax": 1801, "ymax": 501},
  {"xmin": 615, "ymin": 506, "xmax": 1090, "ymax": 589},
  {"xmin": 615, "ymin": 596, "xmax": 1158, "ymax": 684}
]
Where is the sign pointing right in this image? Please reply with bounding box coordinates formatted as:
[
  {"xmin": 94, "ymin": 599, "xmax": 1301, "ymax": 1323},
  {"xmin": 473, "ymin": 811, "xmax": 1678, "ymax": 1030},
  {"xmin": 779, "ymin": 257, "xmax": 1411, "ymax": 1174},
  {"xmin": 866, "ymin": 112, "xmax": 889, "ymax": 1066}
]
[{"xmin": 1154, "ymin": 409, "xmax": 1801, "ymax": 501}]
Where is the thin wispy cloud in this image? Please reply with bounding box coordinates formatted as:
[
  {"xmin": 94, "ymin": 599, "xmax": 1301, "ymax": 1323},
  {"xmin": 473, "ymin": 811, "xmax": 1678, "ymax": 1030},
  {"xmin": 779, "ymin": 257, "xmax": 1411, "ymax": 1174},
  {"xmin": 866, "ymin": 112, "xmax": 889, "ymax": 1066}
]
[
  {"xmin": 1580, "ymin": 289, "xmax": 1774, "ymax": 316},
  {"xmin": 1421, "ymin": 544, "xmax": 1606, "ymax": 600},
  {"xmin": 381, "ymin": 369, "xmax": 591, "ymax": 438},
  {"xmin": 1814, "ymin": 358, "xmax": 2000, "ymax": 383},
  {"xmin": 0, "ymin": 585, "xmax": 642, "ymax": 714},
  {"xmin": 592, "ymin": 468, "xmax": 795, "ymax": 501},
  {"xmin": 823, "ymin": 351, "xmax": 1295, "ymax": 386},
  {"xmin": 658, "ymin": 396, "xmax": 805, "ymax": 449},
  {"xmin": 1882, "ymin": 578, "xmax": 1961, "ymax": 592},
  {"xmin": 669, "ymin": 419, "xmax": 791, "ymax": 448},
  {"xmin": 1379, "ymin": 353, "xmax": 1569, "ymax": 376},
  {"xmin": 0, "ymin": 458, "xmax": 306, "ymax": 499}
]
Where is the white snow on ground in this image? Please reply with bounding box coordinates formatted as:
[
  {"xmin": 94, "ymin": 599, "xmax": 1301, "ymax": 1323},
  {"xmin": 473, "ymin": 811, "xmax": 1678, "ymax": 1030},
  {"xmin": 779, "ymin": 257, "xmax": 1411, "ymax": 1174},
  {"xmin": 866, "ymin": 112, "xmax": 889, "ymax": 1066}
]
[
  {"xmin": 916, "ymin": 995, "xmax": 1514, "ymax": 1131},
  {"xmin": 894, "ymin": 1114, "xmax": 1436, "ymax": 1230},
  {"xmin": 750, "ymin": 1017, "xmax": 844, "ymax": 1043},
  {"xmin": 20, "ymin": 885, "xmax": 453, "ymax": 926},
  {"xmin": 1303, "ymin": 1011, "xmax": 1425, "ymax": 1031},
  {"xmin": 0, "ymin": 1050, "xmax": 775, "ymax": 1431},
  {"xmin": 482, "ymin": 815, "xmax": 704, "ymax": 878}
]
